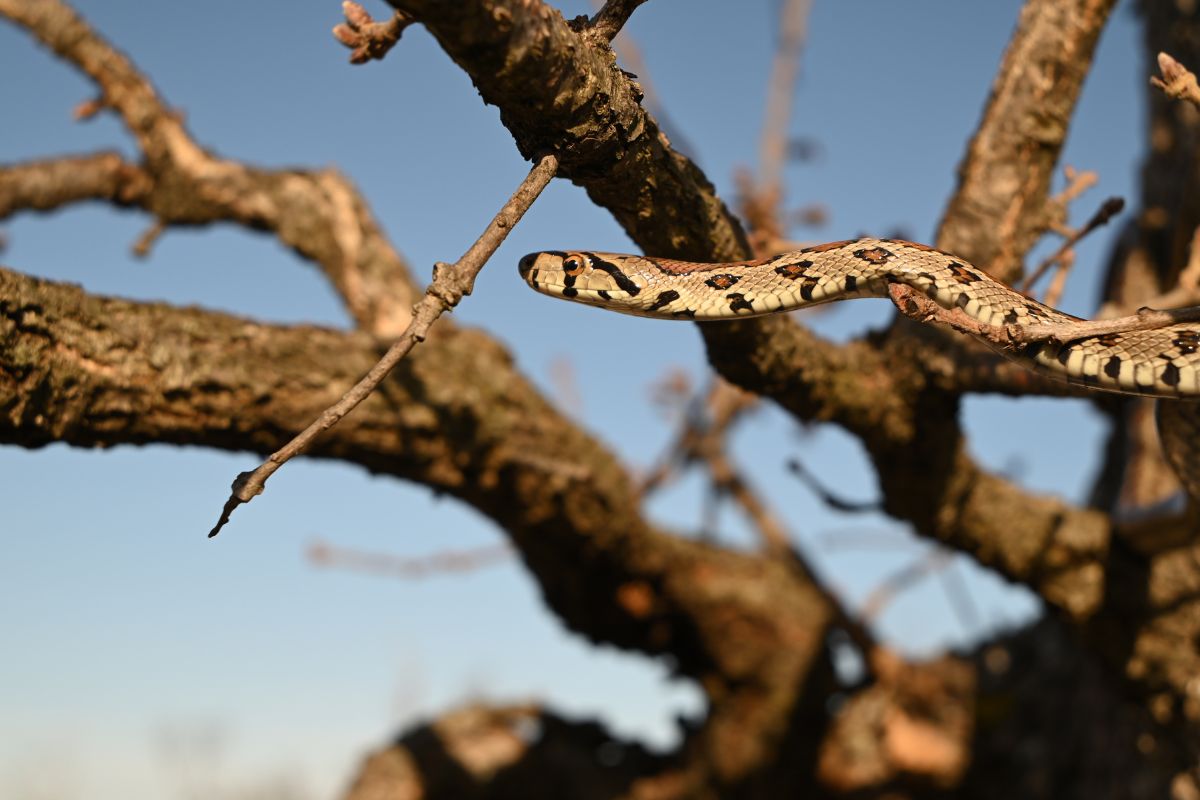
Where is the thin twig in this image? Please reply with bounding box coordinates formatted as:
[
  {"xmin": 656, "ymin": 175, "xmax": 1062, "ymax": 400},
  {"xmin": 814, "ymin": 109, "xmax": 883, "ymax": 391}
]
[
  {"xmin": 209, "ymin": 154, "xmax": 559, "ymax": 537},
  {"xmin": 787, "ymin": 458, "xmax": 882, "ymax": 513},
  {"xmin": 309, "ymin": 539, "xmax": 512, "ymax": 579},
  {"xmin": 132, "ymin": 218, "xmax": 164, "ymax": 258},
  {"xmin": 888, "ymin": 280, "xmax": 1200, "ymax": 351},
  {"xmin": 1151, "ymin": 51, "xmax": 1200, "ymax": 108},
  {"xmin": 1018, "ymin": 196, "xmax": 1124, "ymax": 294},
  {"xmin": 638, "ymin": 377, "xmax": 791, "ymax": 552},
  {"xmin": 759, "ymin": 0, "xmax": 812, "ymax": 188},
  {"xmin": 333, "ymin": 2, "xmax": 413, "ymax": 64},
  {"xmin": 586, "ymin": 0, "xmax": 650, "ymax": 44},
  {"xmin": 1041, "ymin": 249, "xmax": 1074, "ymax": 308},
  {"xmin": 1049, "ymin": 165, "xmax": 1098, "ymax": 219},
  {"xmin": 934, "ymin": 558, "xmax": 981, "ymax": 636},
  {"xmin": 1019, "ymin": 305, "xmax": 1200, "ymax": 340},
  {"xmin": 738, "ymin": 0, "xmax": 814, "ymax": 257},
  {"xmin": 707, "ymin": 449, "xmax": 791, "ymax": 553},
  {"xmin": 1106, "ymin": 225, "xmax": 1200, "ymax": 314},
  {"xmin": 861, "ymin": 551, "xmax": 951, "ymax": 623}
]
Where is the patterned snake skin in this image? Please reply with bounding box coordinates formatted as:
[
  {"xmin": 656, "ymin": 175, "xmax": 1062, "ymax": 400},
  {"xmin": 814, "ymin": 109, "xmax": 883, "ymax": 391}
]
[{"xmin": 519, "ymin": 238, "xmax": 1200, "ymax": 500}]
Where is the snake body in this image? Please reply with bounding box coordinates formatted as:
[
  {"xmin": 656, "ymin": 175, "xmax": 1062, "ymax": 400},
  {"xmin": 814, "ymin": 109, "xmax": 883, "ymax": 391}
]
[{"xmin": 519, "ymin": 237, "xmax": 1200, "ymax": 400}]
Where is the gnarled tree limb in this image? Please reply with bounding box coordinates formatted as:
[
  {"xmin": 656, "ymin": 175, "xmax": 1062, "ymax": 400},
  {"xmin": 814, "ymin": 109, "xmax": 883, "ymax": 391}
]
[{"xmin": 0, "ymin": 0, "xmax": 417, "ymax": 336}]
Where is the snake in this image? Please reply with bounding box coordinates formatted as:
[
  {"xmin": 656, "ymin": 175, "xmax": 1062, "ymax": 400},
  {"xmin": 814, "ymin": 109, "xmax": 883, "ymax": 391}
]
[
  {"xmin": 519, "ymin": 237, "xmax": 1200, "ymax": 398},
  {"xmin": 519, "ymin": 237, "xmax": 1200, "ymax": 499}
]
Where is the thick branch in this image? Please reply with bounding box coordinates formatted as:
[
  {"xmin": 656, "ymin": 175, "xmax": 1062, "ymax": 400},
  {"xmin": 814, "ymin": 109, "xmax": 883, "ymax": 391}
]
[
  {"xmin": 385, "ymin": 0, "xmax": 1128, "ymax": 618},
  {"xmin": 0, "ymin": 0, "xmax": 417, "ymax": 335},
  {"xmin": 935, "ymin": 0, "xmax": 1120, "ymax": 282},
  {"xmin": 0, "ymin": 263, "xmax": 833, "ymax": 790},
  {"xmin": 386, "ymin": 0, "xmax": 750, "ymax": 262},
  {"xmin": 0, "ymin": 152, "xmax": 151, "ymax": 216}
]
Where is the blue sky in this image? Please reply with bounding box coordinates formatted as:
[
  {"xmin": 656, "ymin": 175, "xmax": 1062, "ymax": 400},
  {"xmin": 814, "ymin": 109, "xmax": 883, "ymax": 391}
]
[{"xmin": 0, "ymin": 1, "xmax": 1144, "ymax": 797}]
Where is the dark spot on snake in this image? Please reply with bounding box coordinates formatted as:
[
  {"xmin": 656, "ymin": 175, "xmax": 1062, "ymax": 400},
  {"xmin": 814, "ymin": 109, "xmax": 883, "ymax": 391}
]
[
  {"xmin": 955, "ymin": 293, "xmax": 971, "ymax": 310},
  {"xmin": 726, "ymin": 293, "xmax": 755, "ymax": 312},
  {"xmin": 1003, "ymin": 309, "xmax": 1020, "ymax": 325},
  {"xmin": 588, "ymin": 254, "xmax": 642, "ymax": 297},
  {"xmin": 946, "ymin": 262, "xmax": 979, "ymax": 284},
  {"xmin": 853, "ymin": 247, "xmax": 894, "ymax": 265},
  {"xmin": 597, "ymin": 290, "xmax": 611, "ymax": 301},
  {"xmin": 1162, "ymin": 361, "xmax": 1181, "ymax": 387},
  {"xmin": 1056, "ymin": 342, "xmax": 1075, "ymax": 366},
  {"xmin": 561, "ymin": 287, "xmax": 578, "ymax": 298},
  {"xmin": 671, "ymin": 309, "xmax": 696, "ymax": 319},
  {"xmin": 1104, "ymin": 355, "xmax": 1122, "ymax": 380},
  {"xmin": 647, "ymin": 289, "xmax": 680, "ymax": 312},
  {"xmin": 1173, "ymin": 331, "xmax": 1200, "ymax": 354},
  {"xmin": 1024, "ymin": 303, "xmax": 1047, "ymax": 318},
  {"xmin": 775, "ymin": 262, "xmax": 813, "ymax": 280},
  {"xmin": 844, "ymin": 275, "xmax": 857, "ymax": 292},
  {"xmin": 705, "ymin": 274, "xmax": 741, "ymax": 290},
  {"xmin": 1097, "ymin": 333, "xmax": 1124, "ymax": 348},
  {"xmin": 800, "ymin": 277, "xmax": 820, "ymax": 302},
  {"xmin": 563, "ymin": 273, "xmax": 577, "ymax": 288},
  {"xmin": 1022, "ymin": 340, "xmax": 1045, "ymax": 361}
]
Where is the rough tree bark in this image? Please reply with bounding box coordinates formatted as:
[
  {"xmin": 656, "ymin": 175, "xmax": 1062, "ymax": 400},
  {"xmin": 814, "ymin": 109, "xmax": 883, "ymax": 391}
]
[{"xmin": 2, "ymin": 0, "xmax": 1199, "ymax": 798}]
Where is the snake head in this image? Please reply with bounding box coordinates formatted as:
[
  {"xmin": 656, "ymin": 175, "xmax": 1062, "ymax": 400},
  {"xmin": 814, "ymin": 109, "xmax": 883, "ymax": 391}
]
[{"xmin": 518, "ymin": 250, "xmax": 648, "ymax": 311}]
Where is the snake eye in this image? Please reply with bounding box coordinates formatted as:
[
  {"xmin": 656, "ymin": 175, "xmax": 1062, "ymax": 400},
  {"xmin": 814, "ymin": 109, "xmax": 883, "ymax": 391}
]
[{"xmin": 562, "ymin": 254, "xmax": 587, "ymax": 277}]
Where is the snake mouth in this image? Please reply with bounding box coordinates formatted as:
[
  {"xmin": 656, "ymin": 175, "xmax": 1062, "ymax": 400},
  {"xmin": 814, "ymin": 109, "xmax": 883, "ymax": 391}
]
[{"xmin": 517, "ymin": 253, "xmax": 537, "ymax": 279}]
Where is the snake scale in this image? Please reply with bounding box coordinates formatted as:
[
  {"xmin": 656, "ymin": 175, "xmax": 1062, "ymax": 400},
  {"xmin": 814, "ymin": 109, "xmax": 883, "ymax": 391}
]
[{"xmin": 519, "ymin": 237, "xmax": 1200, "ymax": 501}]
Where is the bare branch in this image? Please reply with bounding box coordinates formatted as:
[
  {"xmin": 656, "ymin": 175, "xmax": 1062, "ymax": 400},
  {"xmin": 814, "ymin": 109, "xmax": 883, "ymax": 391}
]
[
  {"xmin": 308, "ymin": 540, "xmax": 512, "ymax": 578},
  {"xmin": 1101, "ymin": 225, "xmax": 1200, "ymax": 316},
  {"xmin": 860, "ymin": 551, "xmax": 952, "ymax": 623},
  {"xmin": 759, "ymin": 0, "xmax": 812, "ymax": 190},
  {"xmin": 0, "ymin": 152, "xmax": 151, "ymax": 217},
  {"xmin": 209, "ymin": 155, "xmax": 559, "ymax": 537},
  {"xmin": 1019, "ymin": 195, "xmax": 1125, "ymax": 295},
  {"xmin": 889, "ymin": 279, "xmax": 1200, "ymax": 351},
  {"xmin": 0, "ymin": 0, "xmax": 418, "ymax": 335},
  {"xmin": 1151, "ymin": 51, "xmax": 1200, "ymax": 108},
  {"xmin": 585, "ymin": 0, "xmax": 649, "ymax": 44},
  {"xmin": 787, "ymin": 458, "xmax": 881, "ymax": 514},
  {"xmin": 333, "ymin": 2, "xmax": 413, "ymax": 64},
  {"xmin": 935, "ymin": 0, "xmax": 1119, "ymax": 282}
]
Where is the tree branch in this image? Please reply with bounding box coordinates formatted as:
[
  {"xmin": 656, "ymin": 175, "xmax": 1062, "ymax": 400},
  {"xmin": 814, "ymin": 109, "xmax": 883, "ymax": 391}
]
[
  {"xmin": 0, "ymin": 0, "xmax": 418, "ymax": 335},
  {"xmin": 385, "ymin": 0, "xmax": 1125, "ymax": 618},
  {"xmin": 333, "ymin": 2, "xmax": 413, "ymax": 64},
  {"xmin": 934, "ymin": 0, "xmax": 1120, "ymax": 283},
  {"xmin": 208, "ymin": 154, "xmax": 558, "ymax": 537},
  {"xmin": 585, "ymin": 0, "xmax": 649, "ymax": 45},
  {"xmin": 386, "ymin": 0, "xmax": 750, "ymax": 262},
  {"xmin": 0, "ymin": 151, "xmax": 151, "ymax": 216},
  {"xmin": 1151, "ymin": 51, "xmax": 1200, "ymax": 108}
]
